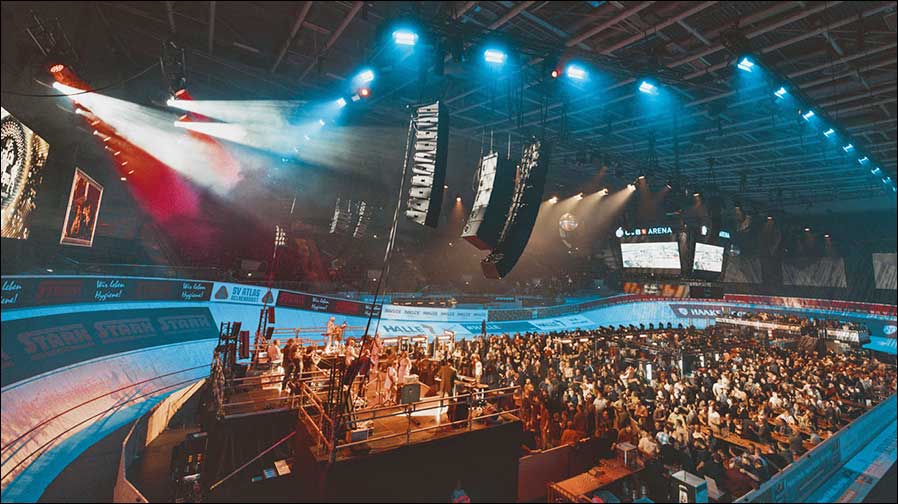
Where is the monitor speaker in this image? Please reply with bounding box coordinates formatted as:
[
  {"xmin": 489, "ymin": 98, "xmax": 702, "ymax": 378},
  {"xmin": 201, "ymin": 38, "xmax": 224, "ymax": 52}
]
[
  {"xmin": 405, "ymin": 101, "xmax": 449, "ymax": 228},
  {"xmin": 462, "ymin": 152, "xmax": 515, "ymax": 250},
  {"xmin": 481, "ymin": 138, "xmax": 551, "ymax": 279},
  {"xmin": 400, "ymin": 383, "xmax": 421, "ymax": 404}
]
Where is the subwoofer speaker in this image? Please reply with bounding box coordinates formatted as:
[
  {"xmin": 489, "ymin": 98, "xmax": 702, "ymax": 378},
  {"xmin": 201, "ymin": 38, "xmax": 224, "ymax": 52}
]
[
  {"xmin": 462, "ymin": 152, "xmax": 515, "ymax": 250},
  {"xmin": 481, "ymin": 138, "xmax": 551, "ymax": 279}
]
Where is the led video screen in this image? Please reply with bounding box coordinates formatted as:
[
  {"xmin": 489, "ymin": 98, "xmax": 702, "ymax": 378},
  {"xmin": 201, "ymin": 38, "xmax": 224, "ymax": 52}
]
[
  {"xmin": 693, "ymin": 242, "xmax": 725, "ymax": 273},
  {"xmin": 621, "ymin": 242, "xmax": 680, "ymax": 270},
  {"xmin": 2, "ymin": 107, "xmax": 50, "ymax": 239}
]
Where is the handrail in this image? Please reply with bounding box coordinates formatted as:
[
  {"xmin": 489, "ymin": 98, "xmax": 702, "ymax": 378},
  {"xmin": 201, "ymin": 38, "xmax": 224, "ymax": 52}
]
[
  {"xmin": 0, "ymin": 363, "xmax": 211, "ymax": 455},
  {"xmin": 736, "ymin": 393, "xmax": 898, "ymax": 502},
  {"xmin": 1, "ymin": 375, "xmax": 206, "ymax": 482}
]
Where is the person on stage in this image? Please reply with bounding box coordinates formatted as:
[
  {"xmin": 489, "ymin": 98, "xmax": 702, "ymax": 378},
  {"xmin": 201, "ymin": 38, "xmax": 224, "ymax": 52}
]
[{"xmin": 325, "ymin": 316, "xmax": 336, "ymax": 352}]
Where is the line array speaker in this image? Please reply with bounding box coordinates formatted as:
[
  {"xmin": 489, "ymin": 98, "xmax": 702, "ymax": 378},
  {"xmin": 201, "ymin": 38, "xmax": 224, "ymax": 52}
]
[
  {"xmin": 481, "ymin": 138, "xmax": 551, "ymax": 279},
  {"xmin": 462, "ymin": 152, "xmax": 516, "ymax": 250},
  {"xmin": 405, "ymin": 101, "xmax": 449, "ymax": 228}
]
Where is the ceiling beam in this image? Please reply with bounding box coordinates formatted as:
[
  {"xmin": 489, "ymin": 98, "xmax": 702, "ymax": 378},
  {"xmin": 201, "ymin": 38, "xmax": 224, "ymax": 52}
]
[
  {"xmin": 271, "ymin": 1, "xmax": 313, "ymax": 73},
  {"xmin": 600, "ymin": 1, "xmax": 717, "ymax": 55},
  {"xmin": 297, "ymin": 1, "xmax": 363, "ymax": 83},
  {"xmin": 208, "ymin": 1, "xmax": 216, "ymax": 54},
  {"xmin": 488, "ymin": 1, "xmax": 535, "ymax": 30}
]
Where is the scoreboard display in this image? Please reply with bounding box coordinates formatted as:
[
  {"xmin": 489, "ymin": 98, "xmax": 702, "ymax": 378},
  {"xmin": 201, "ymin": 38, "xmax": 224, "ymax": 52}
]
[{"xmin": 615, "ymin": 226, "xmax": 683, "ymax": 276}]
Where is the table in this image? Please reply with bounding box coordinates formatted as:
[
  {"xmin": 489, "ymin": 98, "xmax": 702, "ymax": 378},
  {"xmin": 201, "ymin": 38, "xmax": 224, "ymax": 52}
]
[{"xmin": 547, "ymin": 459, "xmax": 642, "ymax": 502}]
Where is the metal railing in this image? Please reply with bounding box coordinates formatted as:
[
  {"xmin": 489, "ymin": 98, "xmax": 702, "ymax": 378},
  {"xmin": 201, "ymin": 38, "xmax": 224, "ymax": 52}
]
[
  {"xmin": 297, "ymin": 383, "xmax": 521, "ymax": 463},
  {"xmin": 0, "ymin": 364, "xmax": 210, "ymax": 485}
]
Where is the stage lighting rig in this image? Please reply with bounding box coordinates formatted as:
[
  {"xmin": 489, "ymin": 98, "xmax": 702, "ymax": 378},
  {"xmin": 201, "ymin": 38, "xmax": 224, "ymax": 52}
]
[{"xmin": 161, "ymin": 39, "xmax": 188, "ymax": 97}]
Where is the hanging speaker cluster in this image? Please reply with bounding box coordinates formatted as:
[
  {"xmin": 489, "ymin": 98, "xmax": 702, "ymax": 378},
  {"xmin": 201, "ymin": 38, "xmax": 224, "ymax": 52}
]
[
  {"xmin": 405, "ymin": 101, "xmax": 449, "ymax": 228},
  {"xmin": 461, "ymin": 152, "xmax": 516, "ymax": 250},
  {"xmin": 480, "ymin": 138, "xmax": 552, "ymax": 279}
]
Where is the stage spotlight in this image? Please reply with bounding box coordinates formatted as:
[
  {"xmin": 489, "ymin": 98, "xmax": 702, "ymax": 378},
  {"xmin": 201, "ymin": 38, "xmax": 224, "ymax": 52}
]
[
  {"xmin": 823, "ymin": 128, "xmax": 835, "ymax": 137},
  {"xmin": 565, "ymin": 64, "xmax": 587, "ymax": 80},
  {"xmin": 318, "ymin": 118, "xmax": 326, "ymax": 126},
  {"xmin": 576, "ymin": 192, "xmax": 584, "ymax": 199},
  {"xmin": 824, "ymin": 233, "xmax": 830, "ymax": 239},
  {"xmin": 548, "ymin": 196, "xmax": 558, "ymax": 204},
  {"xmin": 871, "ymin": 167, "xmax": 882, "ymax": 175},
  {"xmin": 359, "ymin": 87, "xmax": 371, "ymax": 98},
  {"xmin": 767, "ymin": 215, "xmax": 774, "ymax": 221},
  {"xmin": 627, "ymin": 183, "xmax": 636, "ymax": 189},
  {"xmin": 483, "ymin": 48, "xmax": 507, "ymax": 65},
  {"xmin": 551, "ymin": 69, "xmax": 559, "ymax": 79},
  {"xmin": 638, "ymin": 81, "xmax": 658, "ymax": 95},
  {"xmin": 602, "ymin": 188, "xmax": 609, "ymax": 195},
  {"xmin": 303, "ymin": 134, "xmax": 311, "ymax": 141},
  {"xmin": 736, "ymin": 57, "xmax": 755, "ymax": 72},
  {"xmin": 858, "ymin": 156, "xmax": 868, "ymax": 164},
  {"xmin": 801, "ymin": 110, "xmax": 815, "ymax": 121},
  {"xmin": 356, "ymin": 69, "xmax": 375, "ymax": 83},
  {"xmin": 701, "ymin": 225, "xmax": 708, "ymax": 236},
  {"xmin": 804, "ymin": 227, "xmax": 811, "ymax": 232},
  {"xmin": 456, "ymin": 194, "xmax": 462, "ymax": 203},
  {"xmin": 774, "ymin": 86, "xmax": 787, "ymax": 98},
  {"xmin": 120, "ymin": 176, "xmax": 127, "ymax": 181},
  {"xmin": 336, "ymin": 97, "xmax": 347, "ymax": 108},
  {"xmin": 693, "ymin": 192, "xmax": 701, "ymax": 197},
  {"xmin": 49, "ymin": 63, "xmax": 66, "ymax": 74},
  {"xmin": 842, "ymin": 143, "xmax": 854, "ymax": 152},
  {"xmin": 392, "ymin": 29, "xmax": 419, "ymax": 46},
  {"xmin": 637, "ymin": 175, "xmax": 645, "ymax": 180}
]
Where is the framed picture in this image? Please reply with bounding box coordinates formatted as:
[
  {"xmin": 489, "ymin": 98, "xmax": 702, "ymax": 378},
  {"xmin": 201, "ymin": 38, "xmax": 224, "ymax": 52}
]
[{"xmin": 60, "ymin": 167, "xmax": 103, "ymax": 247}]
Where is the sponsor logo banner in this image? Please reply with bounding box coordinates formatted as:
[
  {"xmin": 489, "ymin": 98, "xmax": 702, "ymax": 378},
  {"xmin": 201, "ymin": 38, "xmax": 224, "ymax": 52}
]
[
  {"xmin": 376, "ymin": 322, "xmax": 473, "ymax": 337},
  {"xmin": 276, "ymin": 290, "xmax": 381, "ymax": 318},
  {"xmin": 1, "ymin": 307, "xmax": 217, "ymax": 387},
  {"xmin": 669, "ymin": 303, "xmax": 744, "ymax": 319},
  {"xmin": 380, "ymin": 304, "xmax": 487, "ymax": 322},
  {"xmin": 1, "ymin": 277, "xmax": 212, "ymax": 308},
  {"xmin": 211, "ymin": 282, "xmax": 277, "ymax": 305}
]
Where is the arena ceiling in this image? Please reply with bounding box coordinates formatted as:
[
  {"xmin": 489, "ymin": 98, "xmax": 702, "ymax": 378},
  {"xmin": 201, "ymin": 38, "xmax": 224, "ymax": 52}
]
[{"xmin": 3, "ymin": 1, "xmax": 898, "ymax": 217}]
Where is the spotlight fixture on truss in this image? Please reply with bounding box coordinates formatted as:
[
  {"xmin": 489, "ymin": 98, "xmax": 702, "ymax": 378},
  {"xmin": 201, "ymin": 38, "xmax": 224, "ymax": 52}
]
[{"xmin": 160, "ymin": 39, "xmax": 188, "ymax": 97}]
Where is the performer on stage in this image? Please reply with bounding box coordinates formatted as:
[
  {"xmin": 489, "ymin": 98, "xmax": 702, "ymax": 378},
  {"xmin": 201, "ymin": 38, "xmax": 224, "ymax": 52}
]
[
  {"xmin": 325, "ymin": 316, "xmax": 337, "ymax": 353},
  {"xmin": 397, "ymin": 350, "xmax": 412, "ymax": 384},
  {"xmin": 382, "ymin": 359, "xmax": 398, "ymax": 406}
]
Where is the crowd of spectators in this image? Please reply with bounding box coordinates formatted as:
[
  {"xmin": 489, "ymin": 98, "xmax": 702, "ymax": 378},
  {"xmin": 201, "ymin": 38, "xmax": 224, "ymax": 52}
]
[{"xmin": 416, "ymin": 321, "xmax": 895, "ymax": 500}]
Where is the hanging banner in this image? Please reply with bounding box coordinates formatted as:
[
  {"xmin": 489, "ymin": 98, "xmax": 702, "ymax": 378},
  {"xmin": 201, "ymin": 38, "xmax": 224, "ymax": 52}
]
[
  {"xmin": 60, "ymin": 168, "xmax": 103, "ymax": 247},
  {"xmin": 380, "ymin": 304, "xmax": 487, "ymax": 322},
  {"xmin": 1, "ymin": 306, "xmax": 218, "ymax": 387},
  {"xmin": 2, "ymin": 107, "xmax": 50, "ymax": 239},
  {"xmin": 211, "ymin": 282, "xmax": 277, "ymax": 305},
  {"xmin": 1, "ymin": 276, "xmax": 212, "ymax": 309}
]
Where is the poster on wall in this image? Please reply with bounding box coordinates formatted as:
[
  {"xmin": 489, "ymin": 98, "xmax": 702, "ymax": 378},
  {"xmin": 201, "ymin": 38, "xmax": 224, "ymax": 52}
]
[
  {"xmin": 2, "ymin": 107, "xmax": 50, "ymax": 239},
  {"xmin": 60, "ymin": 167, "xmax": 103, "ymax": 247}
]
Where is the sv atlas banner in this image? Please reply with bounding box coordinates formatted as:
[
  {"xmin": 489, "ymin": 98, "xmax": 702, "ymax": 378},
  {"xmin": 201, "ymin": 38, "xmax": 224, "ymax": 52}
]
[
  {"xmin": 1, "ymin": 276, "xmax": 212, "ymax": 308},
  {"xmin": 380, "ymin": 304, "xmax": 487, "ymax": 322},
  {"xmin": 211, "ymin": 282, "xmax": 277, "ymax": 305},
  {"xmin": 0, "ymin": 306, "xmax": 218, "ymax": 387}
]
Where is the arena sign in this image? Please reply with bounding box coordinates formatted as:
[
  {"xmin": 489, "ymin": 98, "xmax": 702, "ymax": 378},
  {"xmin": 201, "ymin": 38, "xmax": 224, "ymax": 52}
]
[
  {"xmin": 1, "ymin": 276, "xmax": 212, "ymax": 308},
  {"xmin": 0, "ymin": 306, "xmax": 217, "ymax": 387},
  {"xmin": 615, "ymin": 226, "xmax": 673, "ymax": 238},
  {"xmin": 211, "ymin": 282, "xmax": 277, "ymax": 305}
]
